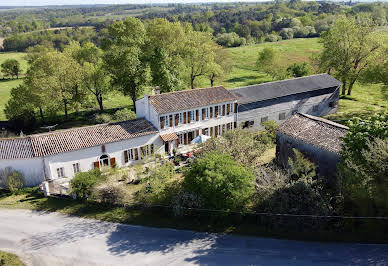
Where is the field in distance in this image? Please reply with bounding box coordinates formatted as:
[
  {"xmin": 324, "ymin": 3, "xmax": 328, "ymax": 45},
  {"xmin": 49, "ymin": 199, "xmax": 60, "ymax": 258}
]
[{"xmin": 0, "ymin": 38, "xmax": 386, "ymax": 122}]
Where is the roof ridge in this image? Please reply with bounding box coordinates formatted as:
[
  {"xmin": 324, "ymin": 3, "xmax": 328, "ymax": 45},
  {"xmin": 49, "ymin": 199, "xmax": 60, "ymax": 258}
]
[
  {"xmin": 29, "ymin": 118, "xmax": 146, "ymax": 138},
  {"xmin": 230, "ymin": 73, "xmax": 333, "ymax": 91},
  {"xmin": 296, "ymin": 113, "xmax": 349, "ymax": 130},
  {"xmin": 149, "ymin": 86, "xmax": 225, "ymax": 98}
]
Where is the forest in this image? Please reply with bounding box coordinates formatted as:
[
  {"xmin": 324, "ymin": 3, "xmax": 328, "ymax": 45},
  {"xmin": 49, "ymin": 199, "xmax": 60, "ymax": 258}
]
[{"xmin": 1, "ymin": 1, "xmax": 387, "ymax": 52}]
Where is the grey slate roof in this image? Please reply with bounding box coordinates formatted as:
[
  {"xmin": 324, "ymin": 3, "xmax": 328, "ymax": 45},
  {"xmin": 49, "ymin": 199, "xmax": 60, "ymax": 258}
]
[
  {"xmin": 149, "ymin": 86, "xmax": 238, "ymax": 114},
  {"xmin": 277, "ymin": 113, "xmax": 349, "ymax": 154},
  {"xmin": 231, "ymin": 74, "xmax": 342, "ymax": 104},
  {"xmin": 0, "ymin": 119, "xmax": 158, "ymax": 159}
]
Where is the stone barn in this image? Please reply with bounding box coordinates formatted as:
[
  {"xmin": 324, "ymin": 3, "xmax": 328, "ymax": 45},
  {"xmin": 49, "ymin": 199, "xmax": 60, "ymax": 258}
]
[{"xmin": 276, "ymin": 113, "xmax": 349, "ymax": 179}]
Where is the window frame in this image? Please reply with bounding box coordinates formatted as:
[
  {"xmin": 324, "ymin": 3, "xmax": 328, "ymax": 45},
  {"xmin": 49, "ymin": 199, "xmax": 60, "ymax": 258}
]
[
  {"xmin": 57, "ymin": 167, "xmax": 65, "ymax": 178},
  {"xmin": 72, "ymin": 163, "xmax": 80, "ymax": 175}
]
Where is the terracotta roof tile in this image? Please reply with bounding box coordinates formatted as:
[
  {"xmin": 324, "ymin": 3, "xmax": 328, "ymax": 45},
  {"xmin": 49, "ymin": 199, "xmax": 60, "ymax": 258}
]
[
  {"xmin": 277, "ymin": 113, "xmax": 349, "ymax": 154},
  {"xmin": 0, "ymin": 119, "xmax": 158, "ymax": 159},
  {"xmin": 160, "ymin": 132, "xmax": 178, "ymax": 142},
  {"xmin": 149, "ymin": 86, "xmax": 238, "ymax": 114},
  {"xmin": 0, "ymin": 138, "xmax": 34, "ymax": 159}
]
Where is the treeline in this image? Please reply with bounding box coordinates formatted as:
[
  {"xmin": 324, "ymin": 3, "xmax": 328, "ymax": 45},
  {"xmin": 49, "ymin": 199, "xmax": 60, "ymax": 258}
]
[
  {"xmin": 141, "ymin": 1, "xmax": 388, "ymax": 47},
  {"xmin": 5, "ymin": 18, "xmax": 228, "ymax": 131},
  {"xmin": 2, "ymin": 1, "xmax": 388, "ymax": 51},
  {"xmin": 2, "ymin": 27, "xmax": 100, "ymax": 52}
]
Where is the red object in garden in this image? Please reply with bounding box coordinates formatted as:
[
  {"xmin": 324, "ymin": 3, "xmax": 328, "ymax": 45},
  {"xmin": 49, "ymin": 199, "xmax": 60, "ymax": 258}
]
[{"xmin": 187, "ymin": 152, "xmax": 194, "ymax": 158}]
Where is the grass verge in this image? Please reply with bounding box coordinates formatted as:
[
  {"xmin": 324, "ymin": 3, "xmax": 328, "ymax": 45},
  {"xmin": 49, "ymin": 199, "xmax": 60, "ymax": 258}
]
[
  {"xmin": 0, "ymin": 251, "xmax": 25, "ymax": 266},
  {"xmin": 0, "ymin": 188, "xmax": 386, "ymax": 244}
]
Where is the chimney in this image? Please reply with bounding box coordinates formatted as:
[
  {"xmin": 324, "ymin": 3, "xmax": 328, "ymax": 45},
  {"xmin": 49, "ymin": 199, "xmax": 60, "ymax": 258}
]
[{"xmin": 155, "ymin": 86, "xmax": 161, "ymax": 95}]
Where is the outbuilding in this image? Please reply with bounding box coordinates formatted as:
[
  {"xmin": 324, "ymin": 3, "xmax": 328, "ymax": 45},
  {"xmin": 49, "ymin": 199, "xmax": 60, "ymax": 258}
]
[{"xmin": 276, "ymin": 113, "xmax": 349, "ymax": 179}]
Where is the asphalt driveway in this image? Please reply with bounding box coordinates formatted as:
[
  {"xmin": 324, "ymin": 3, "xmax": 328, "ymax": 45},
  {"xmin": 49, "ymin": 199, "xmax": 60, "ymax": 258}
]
[{"xmin": 0, "ymin": 209, "xmax": 387, "ymax": 266}]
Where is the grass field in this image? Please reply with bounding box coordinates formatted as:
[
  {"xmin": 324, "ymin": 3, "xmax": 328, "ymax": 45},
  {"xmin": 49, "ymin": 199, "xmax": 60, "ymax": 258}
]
[
  {"xmin": 0, "ymin": 250, "xmax": 25, "ymax": 266},
  {"xmin": 0, "ymin": 38, "xmax": 386, "ymax": 123}
]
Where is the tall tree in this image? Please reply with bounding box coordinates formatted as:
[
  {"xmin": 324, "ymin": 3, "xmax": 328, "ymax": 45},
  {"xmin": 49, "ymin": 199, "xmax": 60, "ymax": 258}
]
[
  {"xmin": 64, "ymin": 41, "xmax": 111, "ymax": 111},
  {"xmin": 183, "ymin": 27, "xmax": 219, "ymax": 89},
  {"xmin": 317, "ymin": 16, "xmax": 384, "ymax": 95},
  {"xmin": 208, "ymin": 47, "xmax": 230, "ymax": 87},
  {"xmin": 1, "ymin": 59, "xmax": 21, "ymax": 79},
  {"xmin": 146, "ymin": 19, "xmax": 186, "ymax": 93},
  {"xmin": 25, "ymin": 51, "xmax": 82, "ymax": 120},
  {"xmin": 256, "ymin": 47, "xmax": 286, "ymax": 80},
  {"xmin": 103, "ymin": 17, "xmax": 149, "ymax": 113}
]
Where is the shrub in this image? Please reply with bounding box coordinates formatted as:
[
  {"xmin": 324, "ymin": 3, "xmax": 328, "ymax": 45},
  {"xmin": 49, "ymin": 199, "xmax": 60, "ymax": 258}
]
[
  {"xmin": 265, "ymin": 34, "xmax": 282, "ymax": 42},
  {"xmin": 183, "ymin": 152, "xmax": 255, "ymax": 211},
  {"xmin": 255, "ymin": 120, "xmax": 278, "ymax": 145},
  {"xmin": 94, "ymin": 113, "xmax": 112, "ymax": 124},
  {"xmin": 199, "ymin": 129, "xmax": 267, "ymax": 168},
  {"xmin": 0, "ymin": 167, "xmax": 25, "ymax": 193},
  {"xmin": 287, "ymin": 62, "xmax": 312, "ymax": 77},
  {"xmin": 216, "ymin": 32, "xmax": 246, "ymax": 47},
  {"xmin": 114, "ymin": 108, "xmax": 136, "ymax": 122},
  {"xmin": 288, "ymin": 148, "xmax": 316, "ymax": 182},
  {"xmin": 339, "ymin": 138, "xmax": 388, "ymax": 216},
  {"xmin": 93, "ymin": 180, "xmax": 127, "ymax": 205},
  {"xmin": 70, "ymin": 169, "xmax": 105, "ymax": 200}
]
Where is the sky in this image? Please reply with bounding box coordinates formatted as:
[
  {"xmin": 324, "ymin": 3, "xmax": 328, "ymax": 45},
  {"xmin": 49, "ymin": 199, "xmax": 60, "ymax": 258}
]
[{"xmin": 0, "ymin": 0, "xmax": 268, "ymax": 7}]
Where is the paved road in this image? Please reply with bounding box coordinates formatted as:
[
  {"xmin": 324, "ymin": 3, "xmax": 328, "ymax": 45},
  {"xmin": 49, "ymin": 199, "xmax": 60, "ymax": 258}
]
[{"xmin": 0, "ymin": 209, "xmax": 387, "ymax": 266}]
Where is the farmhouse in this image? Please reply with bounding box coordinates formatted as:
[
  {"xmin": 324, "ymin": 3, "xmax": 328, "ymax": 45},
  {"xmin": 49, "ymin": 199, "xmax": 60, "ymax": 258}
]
[
  {"xmin": 136, "ymin": 86, "xmax": 238, "ymax": 155},
  {"xmin": 0, "ymin": 119, "xmax": 161, "ymax": 186},
  {"xmin": 0, "ymin": 74, "xmax": 344, "ymax": 186},
  {"xmin": 276, "ymin": 113, "xmax": 349, "ymax": 179},
  {"xmin": 231, "ymin": 74, "xmax": 341, "ymax": 129}
]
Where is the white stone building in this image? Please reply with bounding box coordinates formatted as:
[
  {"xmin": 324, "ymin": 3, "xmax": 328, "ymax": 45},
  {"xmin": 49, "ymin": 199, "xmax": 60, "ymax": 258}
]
[
  {"xmin": 0, "ymin": 74, "xmax": 342, "ymax": 187},
  {"xmin": 0, "ymin": 119, "xmax": 161, "ymax": 186},
  {"xmin": 136, "ymin": 86, "xmax": 238, "ymax": 155}
]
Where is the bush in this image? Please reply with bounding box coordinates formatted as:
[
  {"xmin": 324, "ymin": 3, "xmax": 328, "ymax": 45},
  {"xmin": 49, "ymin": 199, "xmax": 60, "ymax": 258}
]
[
  {"xmin": 183, "ymin": 152, "xmax": 255, "ymax": 211},
  {"xmin": 0, "ymin": 167, "xmax": 25, "ymax": 193},
  {"xmin": 70, "ymin": 169, "xmax": 105, "ymax": 200},
  {"xmin": 135, "ymin": 162, "xmax": 178, "ymax": 206},
  {"xmin": 287, "ymin": 62, "xmax": 312, "ymax": 77},
  {"xmin": 216, "ymin": 32, "xmax": 246, "ymax": 47},
  {"xmin": 93, "ymin": 180, "xmax": 127, "ymax": 205},
  {"xmin": 265, "ymin": 34, "xmax": 282, "ymax": 42},
  {"xmin": 199, "ymin": 129, "xmax": 267, "ymax": 168},
  {"xmin": 255, "ymin": 120, "xmax": 278, "ymax": 145},
  {"xmin": 94, "ymin": 113, "xmax": 112, "ymax": 124},
  {"xmin": 114, "ymin": 108, "xmax": 136, "ymax": 122}
]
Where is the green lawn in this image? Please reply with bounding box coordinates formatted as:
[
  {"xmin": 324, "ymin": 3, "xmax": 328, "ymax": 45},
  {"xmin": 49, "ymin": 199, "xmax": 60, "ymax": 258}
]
[
  {"xmin": 0, "ymin": 250, "xmax": 25, "ymax": 266},
  {"xmin": 0, "ymin": 52, "xmax": 28, "ymax": 76}
]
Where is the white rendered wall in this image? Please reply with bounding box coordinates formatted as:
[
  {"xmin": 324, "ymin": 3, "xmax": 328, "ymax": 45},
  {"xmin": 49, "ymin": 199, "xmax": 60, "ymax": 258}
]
[
  {"xmin": 0, "ymin": 158, "xmax": 44, "ymax": 186},
  {"xmin": 159, "ymin": 101, "xmax": 236, "ymax": 135},
  {"xmin": 44, "ymin": 133, "xmax": 163, "ymax": 180}
]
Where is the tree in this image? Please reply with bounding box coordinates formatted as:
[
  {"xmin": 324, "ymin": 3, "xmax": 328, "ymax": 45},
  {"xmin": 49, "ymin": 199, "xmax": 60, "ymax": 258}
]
[
  {"xmin": 65, "ymin": 41, "xmax": 111, "ymax": 111},
  {"xmin": 1, "ymin": 59, "xmax": 21, "ymax": 79},
  {"xmin": 362, "ymin": 47, "xmax": 388, "ymax": 99},
  {"xmin": 256, "ymin": 47, "xmax": 287, "ymax": 80},
  {"xmin": 103, "ymin": 18, "xmax": 149, "ymax": 113},
  {"xmin": 183, "ymin": 152, "xmax": 255, "ymax": 211},
  {"xmin": 183, "ymin": 28, "xmax": 219, "ymax": 89},
  {"xmin": 208, "ymin": 47, "xmax": 230, "ymax": 87},
  {"xmin": 4, "ymin": 84, "xmax": 37, "ymax": 131},
  {"xmin": 338, "ymin": 113, "xmax": 388, "ymax": 216},
  {"xmin": 24, "ymin": 51, "xmax": 83, "ymax": 119},
  {"xmin": 287, "ymin": 62, "xmax": 312, "ymax": 77},
  {"xmin": 317, "ymin": 17, "xmax": 385, "ymax": 95},
  {"xmin": 146, "ymin": 19, "xmax": 186, "ymax": 93}
]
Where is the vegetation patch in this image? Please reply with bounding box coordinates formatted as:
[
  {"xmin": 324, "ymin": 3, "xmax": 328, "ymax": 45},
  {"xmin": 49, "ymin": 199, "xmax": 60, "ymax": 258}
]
[{"xmin": 0, "ymin": 251, "xmax": 25, "ymax": 266}]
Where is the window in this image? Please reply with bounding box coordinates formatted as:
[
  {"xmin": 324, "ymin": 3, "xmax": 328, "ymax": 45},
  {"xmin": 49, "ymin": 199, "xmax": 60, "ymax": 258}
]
[
  {"xmin": 57, "ymin": 167, "xmax": 64, "ymax": 178},
  {"xmin": 73, "ymin": 163, "xmax": 80, "ymax": 174},
  {"xmin": 178, "ymin": 113, "xmax": 183, "ymax": 124},
  {"xmin": 279, "ymin": 112, "xmax": 286, "ymax": 120},
  {"xmin": 261, "ymin": 116, "xmax": 268, "ymax": 124},
  {"xmin": 99, "ymin": 154, "xmax": 109, "ymax": 167},
  {"xmin": 214, "ymin": 106, "xmax": 219, "ymax": 117},
  {"xmin": 222, "ymin": 105, "xmax": 226, "ymax": 116},
  {"xmin": 313, "ymin": 105, "xmax": 319, "ymax": 112},
  {"xmin": 204, "ymin": 108, "xmax": 209, "ymax": 119},
  {"xmin": 178, "ymin": 134, "xmax": 184, "ymax": 145},
  {"xmin": 160, "ymin": 115, "xmax": 170, "ymax": 128},
  {"xmin": 190, "ymin": 111, "xmax": 195, "ymax": 122},
  {"xmin": 242, "ymin": 121, "xmax": 254, "ymax": 129},
  {"xmin": 227, "ymin": 104, "xmax": 230, "ymax": 115}
]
